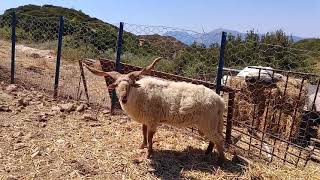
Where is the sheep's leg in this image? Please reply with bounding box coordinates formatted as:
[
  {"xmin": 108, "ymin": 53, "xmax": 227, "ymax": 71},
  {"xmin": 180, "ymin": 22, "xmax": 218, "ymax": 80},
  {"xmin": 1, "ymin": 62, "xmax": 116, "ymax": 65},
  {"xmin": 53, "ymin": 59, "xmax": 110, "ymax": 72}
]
[
  {"xmin": 146, "ymin": 129, "xmax": 155, "ymax": 158},
  {"xmin": 214, "ymin": 135, "xmax": 226, "ymax": 165},
  {"xmin": 140, "ymin": 124, "xmax": 148, "ymax": 149},
  {"xmin": 205, "ymin": 142, "xmax": 214, "ymax": 155}
]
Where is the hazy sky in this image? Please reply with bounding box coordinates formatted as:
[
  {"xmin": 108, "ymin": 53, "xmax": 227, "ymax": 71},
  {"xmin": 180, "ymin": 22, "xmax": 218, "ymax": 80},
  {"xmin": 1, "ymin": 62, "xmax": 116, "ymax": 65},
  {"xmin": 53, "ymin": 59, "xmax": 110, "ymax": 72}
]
[{"xmin": 1, "ymin": 0, "xmax": 319, "ymax": 37}]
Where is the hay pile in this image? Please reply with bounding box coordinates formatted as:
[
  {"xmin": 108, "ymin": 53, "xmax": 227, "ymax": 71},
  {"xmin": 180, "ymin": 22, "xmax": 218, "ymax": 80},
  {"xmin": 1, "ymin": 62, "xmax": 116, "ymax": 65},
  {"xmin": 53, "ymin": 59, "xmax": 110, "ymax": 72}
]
[{"xmin": 226, "ymin": 75, "xmax": 308, "ymax": 140}]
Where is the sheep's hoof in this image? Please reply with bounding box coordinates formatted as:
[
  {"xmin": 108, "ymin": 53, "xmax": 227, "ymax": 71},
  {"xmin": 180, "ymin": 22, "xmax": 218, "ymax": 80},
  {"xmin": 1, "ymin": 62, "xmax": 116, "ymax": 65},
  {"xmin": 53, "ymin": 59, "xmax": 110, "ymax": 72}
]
[
  {"xmin": 205, "ymin": 142, "xmax": 214, "ymax": 155},
  {"xmin": 139, "ymin": 143, "xmax": 147, "ymax": 149},
  {"xmin": 146, "ymin": 150, "xmax": 153, "ymax": 159},
  {"xmin": 217, "ymin": 155, "xmax": 226, "ymax": 166}
]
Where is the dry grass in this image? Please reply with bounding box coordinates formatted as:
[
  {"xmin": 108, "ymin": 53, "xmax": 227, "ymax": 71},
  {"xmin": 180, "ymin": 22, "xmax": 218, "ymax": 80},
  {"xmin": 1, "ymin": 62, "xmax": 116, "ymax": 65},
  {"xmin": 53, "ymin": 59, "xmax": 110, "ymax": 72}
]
[
  {"xmin": 0, "ymin": 83, "xmax": 319, "ymax": 180},
  {"xmin": 226, "ymin": 75, "xmax": 308, "ymax": 140},
  {"xmin": 0, "ymin": 39, "xmax": 109, "ymax": 105}
]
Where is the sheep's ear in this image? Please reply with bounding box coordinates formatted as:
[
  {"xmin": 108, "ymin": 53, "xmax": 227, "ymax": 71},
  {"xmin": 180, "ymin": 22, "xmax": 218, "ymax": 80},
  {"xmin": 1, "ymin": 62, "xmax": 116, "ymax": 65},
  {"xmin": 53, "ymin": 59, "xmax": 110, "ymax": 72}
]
[{"xmin": 108, "ymin": 83, "xmax": 117, "ymax": 90}]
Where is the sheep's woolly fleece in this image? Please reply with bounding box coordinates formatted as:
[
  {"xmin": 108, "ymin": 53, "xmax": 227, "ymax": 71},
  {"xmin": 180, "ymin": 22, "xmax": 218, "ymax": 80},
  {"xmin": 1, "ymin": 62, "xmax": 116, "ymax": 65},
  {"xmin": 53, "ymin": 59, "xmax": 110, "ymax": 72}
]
[{"xmin": 120, "ymin": 76, "xmax": 225, "ymax": 146}]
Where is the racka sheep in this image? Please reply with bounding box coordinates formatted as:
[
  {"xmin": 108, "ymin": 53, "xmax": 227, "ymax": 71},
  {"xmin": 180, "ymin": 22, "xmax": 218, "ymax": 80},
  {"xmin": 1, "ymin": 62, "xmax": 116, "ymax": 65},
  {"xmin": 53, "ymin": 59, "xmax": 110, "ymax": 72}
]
[{"xmin": 83, "ymin": 57, "xmax": 226, "ymax": 163}]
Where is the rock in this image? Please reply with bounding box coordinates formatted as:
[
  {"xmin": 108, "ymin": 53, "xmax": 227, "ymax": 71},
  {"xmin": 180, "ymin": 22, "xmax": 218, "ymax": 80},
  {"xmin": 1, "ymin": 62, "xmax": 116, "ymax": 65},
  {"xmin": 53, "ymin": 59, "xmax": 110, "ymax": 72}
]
[
  {"xmin": 46, "ymin": 111, "xmax": 57, "ymax": 116},
  {"xmin": 59, "ymin": 114, "xmax": 66, "ymax": 119},
  {"xmin": 82, "ymin": 113, "xmax": 97, "ymax": 121},
  {"xmin": 17, "ymin": 98, "xmax": 24, "ymax": 106},
  {"xmin": 22, "ymin": 99, "xmax": 30, "ymax": 106},
  {"xmin": 7, "ymin": 175, "xmax": 18, "ymax": 180},
  {"xmin": 31, "ymin": 150, "xmax": 40, "ymax": 158},
  {"xmin": 119, "ymin": 119, "xmax": 127, "ymax": 125},
  {"xmin": 24, "ymin": 97, "xmax": 32, "ymax": 102},
  {"xmin": 17, "ymin": 97, "xmax": 32, "ymax": 107},
  {"xmin": 14, "ymin": 143, "xmax": 27, "ymax": 150},
  {"xmin": 56, "ymin": 139, "xmax": 65, "ymax": 144},
  {"xmin": 29, "ymin": 101, "xmax": 41, "ymax": 105},
  {"xmin": 13, "ymin": 131, "xmax": 24, "ymax": 137},
  {"xmin": 51, "ymin": 105, "xmax": 61, "ymax": 112},
  {"xmin": 6, "ymin": 84, "xmax": 18, "ymax": 93},
  {"xmin": 36, "ymin": 93, "xmax": 43, "ymax": 99},
  {"xmin": 59, "ymin": 103, "xmax": 75, "ymax": 112},
  {"xmin": 24, "ymin": 133, "xmax": 33, "ymax": 140},
  {"xmin": 0, "ymin": 105, "xmax": 11, "ymax": 112},
  {"xmin": 102, "ymin": 110, "xmax": 110, "ymax": 114},
  {"xmin": 76, "ymin": 104, "xmax": 85, "ymax": 112},
  {"xmin": 38, "ymin": 122, "xmax": 47, "ymax": 128},
  {"xmin": 30, "ymin": 53, "xmax": 41, "ymax": 58},
  {"xmin": 36, "ymin": 103, "xmax": 44, "ymax": 109},
  {"xmin": 132, "ymin": 157, "xmax": 143, "ymax": 164},
  {"xmin": 1, "ymin": 123, "xmax": 10, "ymax": 127},
  {"xmin": 37, "ymin": 113, "xmax": 48, "ymax": 122},
  {"xmin": 31, "ymin": 147, "xmax": 44, "ymax": 158}
]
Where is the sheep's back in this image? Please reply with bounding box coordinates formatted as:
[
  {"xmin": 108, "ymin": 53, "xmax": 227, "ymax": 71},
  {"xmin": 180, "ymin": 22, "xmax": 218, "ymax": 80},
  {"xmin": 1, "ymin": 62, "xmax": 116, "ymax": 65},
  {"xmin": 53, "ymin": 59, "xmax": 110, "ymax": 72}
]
[{"xmin": 131, "ymin": 77, "xmax": 224, "ymax": 127}]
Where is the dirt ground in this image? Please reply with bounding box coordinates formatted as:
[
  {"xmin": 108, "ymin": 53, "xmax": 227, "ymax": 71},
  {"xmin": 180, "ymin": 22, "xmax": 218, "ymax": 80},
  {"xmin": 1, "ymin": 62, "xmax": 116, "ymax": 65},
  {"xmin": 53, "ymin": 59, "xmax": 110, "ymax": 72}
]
[
  {"xmin": 0, "ymin": 79, "xmax": 319, "ymax": 180},
  {"xmin": 1, "ymin": 40, "xmax": 320, "ymax": 179}
]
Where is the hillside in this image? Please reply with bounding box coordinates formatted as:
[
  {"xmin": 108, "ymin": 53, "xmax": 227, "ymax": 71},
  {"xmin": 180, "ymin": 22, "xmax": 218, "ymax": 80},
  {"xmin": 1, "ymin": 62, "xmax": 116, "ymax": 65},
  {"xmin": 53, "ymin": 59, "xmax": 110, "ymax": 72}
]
[
  {"xmin": 0, "ymin": 4, "xmax": 186, "ymax": 62},
  {"xmin": 164, "ymin": 28, "xmax": 304, "ymax": 46},
  {"xmin": 294, "ymin": 38, "xmax": 320, "ymax": 52},
  {"xmin": 1, "ymin": 4, "xmax": 104, "ymax": 23}
]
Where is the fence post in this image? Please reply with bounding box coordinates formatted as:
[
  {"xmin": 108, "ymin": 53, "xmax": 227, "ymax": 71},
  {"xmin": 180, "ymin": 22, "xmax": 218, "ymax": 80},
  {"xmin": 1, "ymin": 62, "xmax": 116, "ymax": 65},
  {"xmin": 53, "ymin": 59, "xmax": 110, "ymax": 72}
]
[
  {"xmin": 111, "ymin": 22, "xmax": 124, "ymax": 114},
  {"xmin": 215, "ymin": 31, "xmax": 227, "ymax": 95},
  {"xmin": 11, "ymin": 11, "xmax": 16, "ymax": 84},
  {"xmin": 216, "ymin": 32, "xmax": 232, "ymax": 144},
  {"xmin": 53, "ymin": 16, "xmax": 64, "ymax": 98},
  {"xmin": 78, "ymin": 60, "xmax": 90, "ymax": 102}
]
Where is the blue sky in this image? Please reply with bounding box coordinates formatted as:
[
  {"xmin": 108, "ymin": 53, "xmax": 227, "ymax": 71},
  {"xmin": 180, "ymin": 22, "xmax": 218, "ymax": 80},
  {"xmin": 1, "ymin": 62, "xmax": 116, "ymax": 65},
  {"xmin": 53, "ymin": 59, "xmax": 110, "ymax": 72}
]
[{"xmin": 1, "ymin": 0, "xmax": 319, "ymax": 37}]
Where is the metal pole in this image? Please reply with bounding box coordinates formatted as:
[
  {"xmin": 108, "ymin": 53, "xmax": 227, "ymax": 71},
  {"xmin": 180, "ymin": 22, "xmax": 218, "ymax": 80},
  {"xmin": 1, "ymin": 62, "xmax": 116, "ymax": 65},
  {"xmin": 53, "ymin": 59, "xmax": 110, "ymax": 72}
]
[
  {"xmin": 226, "ymin": 92, "xmax": 235, "ymax": 144},
  {"xmin": 78, "ymin": 60, "xmax": 90, "ymax": 102},
  {"xmin": 111, "ymin": 22, "xmax": 124, "ymax": 114},
  {"xmin": 54, "ymin": 16, "xmax": 64, "ymax": 98},
  {"xmin": 215, "ymin": 31, "xmax": 227, "ymax": 95},
  {"xmin": 11, "ymin": 11, "xmax": 16, "ymax": 84}
]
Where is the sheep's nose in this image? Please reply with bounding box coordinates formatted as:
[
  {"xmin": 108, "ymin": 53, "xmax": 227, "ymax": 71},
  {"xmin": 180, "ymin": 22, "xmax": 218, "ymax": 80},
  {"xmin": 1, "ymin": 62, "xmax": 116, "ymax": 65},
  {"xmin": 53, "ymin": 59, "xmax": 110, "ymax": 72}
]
[{"xmin": 122, "ymin": 96, "xmax": 128, "ymax": 104}]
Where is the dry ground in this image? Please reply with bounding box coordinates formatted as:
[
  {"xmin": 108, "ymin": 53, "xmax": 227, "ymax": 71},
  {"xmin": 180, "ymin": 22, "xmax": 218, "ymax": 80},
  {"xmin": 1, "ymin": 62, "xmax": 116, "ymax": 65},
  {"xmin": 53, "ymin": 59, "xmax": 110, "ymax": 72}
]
[
  {"xmin": 1, "ymin": 40, "xmax": 320, "ymax": 179},
  {"xmin": 1, "ymin": 81, "xmax": 319, "ymax": 180}
]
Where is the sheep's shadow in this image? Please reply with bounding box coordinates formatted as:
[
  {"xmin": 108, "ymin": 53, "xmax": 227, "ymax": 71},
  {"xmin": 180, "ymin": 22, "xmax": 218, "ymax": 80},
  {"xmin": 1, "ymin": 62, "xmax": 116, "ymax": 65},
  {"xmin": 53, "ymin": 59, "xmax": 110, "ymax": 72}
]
[{"xmin": 148, "ymin": 146, "xmax": 245, "ymax": 179}]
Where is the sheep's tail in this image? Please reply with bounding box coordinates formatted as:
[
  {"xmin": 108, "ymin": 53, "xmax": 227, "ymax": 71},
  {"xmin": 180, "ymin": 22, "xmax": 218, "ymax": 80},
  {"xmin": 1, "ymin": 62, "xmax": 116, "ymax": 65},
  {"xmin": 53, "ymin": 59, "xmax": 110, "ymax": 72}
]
[{"xmin": 217, "ymin": 100, "xmax": 225, "ymax": 135}]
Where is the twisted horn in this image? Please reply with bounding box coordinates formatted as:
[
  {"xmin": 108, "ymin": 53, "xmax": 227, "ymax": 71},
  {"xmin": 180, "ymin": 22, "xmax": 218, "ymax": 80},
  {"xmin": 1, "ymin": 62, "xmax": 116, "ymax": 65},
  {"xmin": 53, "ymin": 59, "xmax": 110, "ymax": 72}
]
[
  {"xmin": 128, "ymin": 57, "xmax": 162, "ymax": 80},
  {"xmin": 82, "ymin": 60, "xmax": 122, "ymax": 80}
]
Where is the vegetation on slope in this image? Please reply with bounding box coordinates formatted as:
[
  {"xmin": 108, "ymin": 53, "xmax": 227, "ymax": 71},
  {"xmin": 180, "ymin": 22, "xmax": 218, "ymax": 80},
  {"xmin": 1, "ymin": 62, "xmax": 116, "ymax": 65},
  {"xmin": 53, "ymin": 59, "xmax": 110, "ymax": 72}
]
[{"xmin": 294, "ymin": 38, "xmax": 320, "ymax": 52}]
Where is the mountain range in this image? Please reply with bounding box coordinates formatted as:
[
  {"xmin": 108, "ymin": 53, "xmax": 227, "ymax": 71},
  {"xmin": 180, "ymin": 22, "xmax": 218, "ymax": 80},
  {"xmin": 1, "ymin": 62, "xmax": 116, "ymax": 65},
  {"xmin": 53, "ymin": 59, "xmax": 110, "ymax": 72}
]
[{"xmin": 164, "ymin": 28, "xmax": 304, "ymax": 46}]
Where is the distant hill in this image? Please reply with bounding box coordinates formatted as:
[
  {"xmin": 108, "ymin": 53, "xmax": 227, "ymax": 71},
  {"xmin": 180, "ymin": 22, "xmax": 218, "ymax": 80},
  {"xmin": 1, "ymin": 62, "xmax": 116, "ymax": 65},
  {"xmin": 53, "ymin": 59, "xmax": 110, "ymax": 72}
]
[
  {"xmin": 138, "ymin": 34, "xmax": 187, "ymax": 58},
  {"xmin": 0, "ymin": 4, "xmax": 187, "ymax": 59},
  {"xmin": 1, "ymin": 4, "xmax": 103, "ymax": 23},
  {"xmin": 293, "ymin": 38, "xmax": 320, "ymax": 52},
  {"xmin": 164, "ymin": 28, "xmax": 304, "ymax": 46}
]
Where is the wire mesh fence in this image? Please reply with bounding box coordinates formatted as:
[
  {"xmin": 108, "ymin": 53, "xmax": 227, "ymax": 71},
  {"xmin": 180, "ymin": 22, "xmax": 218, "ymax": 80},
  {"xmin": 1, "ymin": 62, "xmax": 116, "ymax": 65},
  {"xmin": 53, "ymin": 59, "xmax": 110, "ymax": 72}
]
[
  {"xmin": 1, "ymin": 12, "xmax": 320, "ymax": 167},
  {"xmin": 0, "ymin": 13, "xmax": 13, "ymax": 82},
  {"xmin": 13, "ymin": 13, "xmax": 59, "ymax": 92},
  {"xmin": 223, "ymin": 37, "xmax": 320, "ymax": 166},
  {"xmin": 57, "ymin": 20, "xmax": 120, "ymax": 105},
  {"xmin": 121, "ymin": 23, "xmax": 220, "ymax": 82}
]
